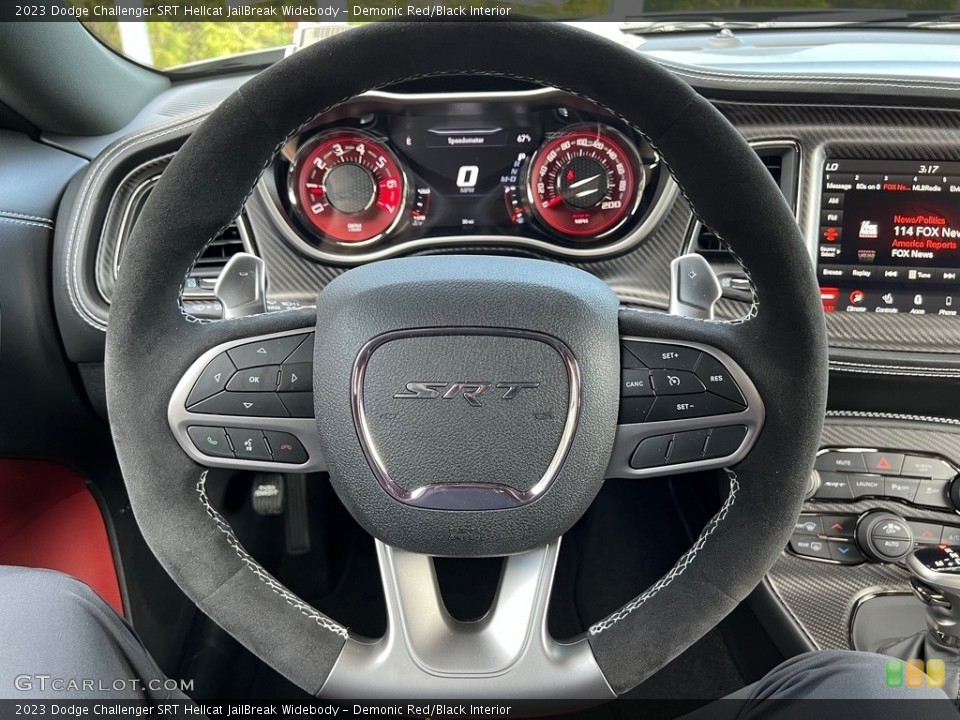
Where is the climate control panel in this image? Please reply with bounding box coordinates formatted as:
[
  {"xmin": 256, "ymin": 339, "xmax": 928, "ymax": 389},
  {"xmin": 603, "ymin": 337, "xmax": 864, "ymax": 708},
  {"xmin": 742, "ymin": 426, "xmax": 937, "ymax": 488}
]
[{"xmin": 789, "ymin": 448, "xmax": 960, "ymax": 566}]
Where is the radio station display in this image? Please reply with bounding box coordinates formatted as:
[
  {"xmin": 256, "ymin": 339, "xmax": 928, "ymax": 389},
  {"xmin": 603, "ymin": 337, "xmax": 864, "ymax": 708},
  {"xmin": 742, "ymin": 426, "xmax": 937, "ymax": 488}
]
[{"xmin": 817, "ymin": 159, "xmax": 960, "ymax": 315}]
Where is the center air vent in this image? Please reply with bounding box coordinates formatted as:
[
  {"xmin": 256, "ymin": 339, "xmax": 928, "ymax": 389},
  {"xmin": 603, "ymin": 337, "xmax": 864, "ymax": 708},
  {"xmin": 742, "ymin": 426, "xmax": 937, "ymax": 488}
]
[{"xmin": 689, "ymin": 142, "xmax": 800, "ymax": 301}]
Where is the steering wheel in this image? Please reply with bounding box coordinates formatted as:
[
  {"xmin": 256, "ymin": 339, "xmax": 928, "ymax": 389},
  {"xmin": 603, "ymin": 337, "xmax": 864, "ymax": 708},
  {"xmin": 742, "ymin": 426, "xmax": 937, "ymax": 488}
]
[{"xmin": 106, "ymin": 22, "xmax": 827, "ymax": 699}]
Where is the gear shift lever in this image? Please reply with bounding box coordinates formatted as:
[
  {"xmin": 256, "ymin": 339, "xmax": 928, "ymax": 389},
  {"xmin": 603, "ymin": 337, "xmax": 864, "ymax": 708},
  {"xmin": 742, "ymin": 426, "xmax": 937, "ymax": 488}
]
[
  {"xmin": 876, "ymin": 546, "xmax": 960, "ymax": 698},
  {"xmin": 906, "ymin": 545, "xmax": 960, "ymax": 644}
]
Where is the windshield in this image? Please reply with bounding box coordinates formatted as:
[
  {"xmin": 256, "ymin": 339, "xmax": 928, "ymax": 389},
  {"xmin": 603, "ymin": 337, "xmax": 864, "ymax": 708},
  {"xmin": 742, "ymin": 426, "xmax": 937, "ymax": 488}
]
[{"xmin": 81, "ymin": 1, "xmax": 960, "ymax": 72}]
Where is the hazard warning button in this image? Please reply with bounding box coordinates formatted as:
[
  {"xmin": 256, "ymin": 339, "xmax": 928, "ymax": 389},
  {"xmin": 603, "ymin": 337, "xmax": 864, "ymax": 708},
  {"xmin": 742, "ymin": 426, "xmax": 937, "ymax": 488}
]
[{"xmin": 862, "ymin": 452, "xmax": 905, "ymax": 476}]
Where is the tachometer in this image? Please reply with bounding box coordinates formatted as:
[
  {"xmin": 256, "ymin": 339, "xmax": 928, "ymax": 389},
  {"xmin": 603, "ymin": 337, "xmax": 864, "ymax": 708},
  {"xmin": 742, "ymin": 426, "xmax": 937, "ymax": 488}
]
[
  {"xmin": 526, "ymin": 125, "xmax": 642, "ymax": 239},
  {"xmin": 291, "ymin": 131, "xmax": 407, "ymax": 244}
]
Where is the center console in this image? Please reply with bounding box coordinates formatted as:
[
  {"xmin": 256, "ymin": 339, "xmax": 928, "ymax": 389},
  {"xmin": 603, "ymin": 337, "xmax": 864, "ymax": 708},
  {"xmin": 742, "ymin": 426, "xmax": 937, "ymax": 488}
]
[{"xmin": 767, "ymin": 416, "xmax": 960, "ymax": 652}]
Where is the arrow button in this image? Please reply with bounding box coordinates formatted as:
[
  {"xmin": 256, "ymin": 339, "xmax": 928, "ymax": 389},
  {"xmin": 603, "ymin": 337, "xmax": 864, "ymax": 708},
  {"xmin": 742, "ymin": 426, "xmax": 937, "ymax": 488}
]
[
  {"xmin": 186, "ymin": 353, "xmax": 237, "ymax": 407},
  {"xmin": 279, "ymin": 362, "xmax": 313, "ymax": 392},
  {"xmin": 187, "ymin": 392, "xmax": 289, "ymax": 418}
]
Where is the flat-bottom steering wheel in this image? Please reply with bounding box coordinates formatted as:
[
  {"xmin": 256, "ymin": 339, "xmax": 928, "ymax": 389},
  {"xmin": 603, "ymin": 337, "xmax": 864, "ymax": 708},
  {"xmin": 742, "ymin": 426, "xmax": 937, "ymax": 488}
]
[{"xmin": 106, "ymin": 21, "xmax": 827, "ymax": 699}]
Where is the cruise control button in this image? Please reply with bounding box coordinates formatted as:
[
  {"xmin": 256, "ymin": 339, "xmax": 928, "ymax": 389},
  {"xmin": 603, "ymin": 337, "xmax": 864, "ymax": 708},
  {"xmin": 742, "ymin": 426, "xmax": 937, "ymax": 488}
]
[
  {"xmin": 228, "ymin": 335, "xmax": 307, "ymax": 370},
  {"xmin": 902, "ymin": 456, "xmax": 956, "ymax": 481},
  {"xmin": 629, "ymin": 434, "xmax": 673, "ymax": 469},
  {"xmin": 667, "ymin": 429, "xmax": 710, "ymax": 464},
  {"xmin": 815, "ymin": 452, "xmax": 867, "ymax": 474},
  {"xmin": 225, "ymin": 428, "xmax": 272, "ymax": 461},
  {"xmin": 186, "ymin": 353, "xmax": 236, "ymax": 406},
  {"xmin": 623, "ymin": 341, "xmax": 701, "ymax": 371},
  {"xmin": 226, "ymin": 365, "xmax": 279, "ymax": 392},
  {"xmin": 188, "ymin": 392, "xmax": 289, "ymax": 417},
  {"xmin": 621, "ymin": 369, "xmax": 654, "ymax": 397},
  {"xmin": 645, "ymin": 393, "xmax": 745, "ymax": 422},
  {"xmin": 264, "ymin": 431, "xmax": 308, "ymax": 464},
  {"xmin": 815, "ymin": 473, "xmax": 853, "ymax": 500},
  {"xmin": 619, "ymin": 397, "xmax": 655, "ymax": 424},
  {"xmin": 828, "ymin": 540, "xmax": 865, "ymax": 565},
  {"xmin": 908, "ymin": 522, "xmax": 943, "ymax": 544},
  {"xmin": 849, "ymin": 474, "xmax": 884, "ymax": 499},
  {"xmin": 284, "ymin": 333, "xmax": 315, "ymax": 365},
  {"xmin": 884, "ymin": 478, "xmax": 920, "ymax": 503},
  {"xmin": 693, "ymin": 354, "xmax": 746, "ymax": 404},
  {"xmin": 187, "ymin": 426, "xmax": 234, "ymax": 458},
  {"xmin": 621, "ymin": 346, "xmax": 645, "ymax": 369},
  {"xmin": 650, "ymin": 369, "xmax": 705, "ymax": 396},
  {"xmin": 821, "ymin": 515, "xmax": 857, "ymax": 538},
  {"xmin": 278, "ymin": 362, "xmax": 313, "ymax": 393},
  {"xmin": 863, "ymin": 452, "xmax": 905, "ymax": 476},
  {"xmin": 278, "ymin": 392, "xmax": 314, "ymax": 418},
  {"xmin": 795, "ymin": 515, "xmax": 823, "ymax": 534},
  {"xmin": 790, "ymin": 534, "xmax": 830, "ymax": 560},
  {"xmin": 916, "ymin": 480, "xmax": 951, "ymax": 509},
  {"xmin": 704, "ymin": 425, "xmax": 747, "ymax": 459}
]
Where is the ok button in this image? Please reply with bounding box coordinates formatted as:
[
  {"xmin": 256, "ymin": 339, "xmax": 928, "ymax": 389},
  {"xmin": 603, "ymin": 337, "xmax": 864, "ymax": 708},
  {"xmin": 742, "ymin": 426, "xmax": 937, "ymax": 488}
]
[{"xmin": 226, "ymin": 365, "xmax": 279, "ymax": 392}]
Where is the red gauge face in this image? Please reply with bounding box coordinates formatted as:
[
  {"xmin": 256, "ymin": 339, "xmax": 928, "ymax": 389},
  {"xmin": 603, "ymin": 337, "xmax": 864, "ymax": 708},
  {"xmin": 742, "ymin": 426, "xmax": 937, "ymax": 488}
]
[
  {"xmin": 526, "ymin": 126, "xmax": 642, "ymax": 239},
  {"xmin": 293, "ymin": 132, "xmax": 406, "ymax": 243}
]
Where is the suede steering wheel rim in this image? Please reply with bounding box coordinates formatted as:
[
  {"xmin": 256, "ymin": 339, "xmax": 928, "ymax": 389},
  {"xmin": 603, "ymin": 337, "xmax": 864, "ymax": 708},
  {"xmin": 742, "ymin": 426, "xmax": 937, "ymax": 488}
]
[{"xmin": 106, "ymin": 21, "xmax": 828, "ymax": 698}]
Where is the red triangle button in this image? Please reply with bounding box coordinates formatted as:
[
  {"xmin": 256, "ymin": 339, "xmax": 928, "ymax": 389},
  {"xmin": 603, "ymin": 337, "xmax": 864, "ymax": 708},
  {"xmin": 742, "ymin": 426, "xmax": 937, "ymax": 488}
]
[{"xmin": 875, "ymin": 456, "xmax": 892, "ymax": 470}]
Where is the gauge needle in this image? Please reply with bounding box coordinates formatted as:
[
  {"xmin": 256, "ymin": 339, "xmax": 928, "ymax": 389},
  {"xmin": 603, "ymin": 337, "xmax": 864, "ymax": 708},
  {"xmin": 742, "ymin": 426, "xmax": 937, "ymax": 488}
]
[
  {"xmin": 568, "ymin": 173, "xmax": 600, "ymax": 189},
  {"xmin": 544, "ymin": 195, "xmax": 565, "ymax": 208}
]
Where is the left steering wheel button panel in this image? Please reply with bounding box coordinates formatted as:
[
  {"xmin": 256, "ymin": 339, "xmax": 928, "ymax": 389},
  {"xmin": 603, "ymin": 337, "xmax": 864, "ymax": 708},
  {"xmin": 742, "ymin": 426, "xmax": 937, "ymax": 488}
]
[
  {"xmin": 186, "ymin": 353, "xmax": 237, "ymax": 406},
  {"xmin": 187, "ymin": 426, "xmax": 234, "ymax": 458},
  {"xmin": 227, "ymin": 334, "xmax": 307, "ymax": 369},
  {"xmin": 187, "ymin": 392, "xmax": 289, "ymax": 417}
]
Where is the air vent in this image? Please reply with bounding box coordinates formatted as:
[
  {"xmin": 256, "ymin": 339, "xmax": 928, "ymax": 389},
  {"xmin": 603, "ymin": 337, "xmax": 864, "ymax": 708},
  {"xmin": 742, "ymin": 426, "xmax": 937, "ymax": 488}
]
[
  {"xmin": 689, "ymin": 142, "xmax": 800, "ymax": 299},
  {"xmin": 109, "ymin": 179, "xmax": 255, "ymax": 301},
  {"xmin": 183, "ymin": 222, "xmax": 252, "ymax": 298}
]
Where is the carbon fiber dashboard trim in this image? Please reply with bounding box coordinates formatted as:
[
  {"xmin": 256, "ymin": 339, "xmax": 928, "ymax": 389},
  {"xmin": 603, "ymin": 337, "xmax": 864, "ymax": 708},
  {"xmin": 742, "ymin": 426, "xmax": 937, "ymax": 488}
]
[{"xmin": 767, "ymin": 415, "xmax": 960, "ymax": 650}]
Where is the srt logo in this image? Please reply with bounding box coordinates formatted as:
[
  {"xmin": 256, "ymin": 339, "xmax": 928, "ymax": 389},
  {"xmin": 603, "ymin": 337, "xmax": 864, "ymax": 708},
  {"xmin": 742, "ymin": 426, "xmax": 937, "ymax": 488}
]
[{"xmin": 394, "ymin": 382, "xmax": 540, "ymax": 407}]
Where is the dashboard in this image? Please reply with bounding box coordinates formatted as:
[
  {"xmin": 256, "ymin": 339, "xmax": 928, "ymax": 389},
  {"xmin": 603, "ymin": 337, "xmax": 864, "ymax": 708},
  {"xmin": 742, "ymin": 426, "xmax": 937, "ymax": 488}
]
[
  {"xmin": 264, "ymin": 89, "xmax": 668, "ymax": 263},
  {"xmin": 21, "ymin": 25, "xmax": 960, "ymax": 674}
]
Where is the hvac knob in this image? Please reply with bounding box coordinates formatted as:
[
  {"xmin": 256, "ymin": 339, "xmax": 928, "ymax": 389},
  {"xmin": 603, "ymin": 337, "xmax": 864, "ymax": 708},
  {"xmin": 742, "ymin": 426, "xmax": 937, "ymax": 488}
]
[{"xmin": 856, "ymin": 511, "xmax": 915, "ymax": 563}]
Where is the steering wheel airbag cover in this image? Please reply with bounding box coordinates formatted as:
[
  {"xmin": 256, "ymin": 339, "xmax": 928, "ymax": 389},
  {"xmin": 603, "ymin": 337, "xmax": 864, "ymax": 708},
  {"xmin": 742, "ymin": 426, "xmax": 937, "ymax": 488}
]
[{"xmin": 106, "ymin": 21, "xmax": 826, "ymax": 696}]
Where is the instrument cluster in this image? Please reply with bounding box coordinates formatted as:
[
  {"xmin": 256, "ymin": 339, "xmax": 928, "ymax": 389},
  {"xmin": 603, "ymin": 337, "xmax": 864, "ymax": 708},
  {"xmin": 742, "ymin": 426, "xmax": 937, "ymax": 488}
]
[{"xmin": 268, "ymin": 89, "xmax": 670, "ymax": 263}]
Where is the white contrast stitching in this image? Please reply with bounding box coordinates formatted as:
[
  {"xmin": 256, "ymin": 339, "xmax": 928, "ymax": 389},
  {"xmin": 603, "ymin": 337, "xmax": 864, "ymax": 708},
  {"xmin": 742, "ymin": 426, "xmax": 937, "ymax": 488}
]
[
  {"xmin": 66, "ymin": 110, "xmax": 211, "ymax": 332},
  {"xmin": 0, "ymin": 210, "xmax": 53, "ymax": 225},
  {"xmin": 196, "ymin": 470, "xmax": 348, "ymax": 638},
  {"xmin": 588, "ymin": 469, "xmax": 739, "ymax": 635},
  {"xmin": 0, "ymin": 217, "xmax": 52, "ymax": 230},
  {"xmin": 826, "ymin": 410, "xmax": 960, "ymax": 426}
]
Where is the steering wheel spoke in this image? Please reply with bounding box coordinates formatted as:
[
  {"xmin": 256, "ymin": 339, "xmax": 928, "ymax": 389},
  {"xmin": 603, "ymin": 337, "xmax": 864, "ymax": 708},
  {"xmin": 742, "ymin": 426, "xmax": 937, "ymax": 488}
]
[
  {"xmin": 320, "ymin": 539, "xmax": 614, "ymax": 699},
  {"xmin": 606, "ymin": 330, "xmax": 764, "ymax": 479}
]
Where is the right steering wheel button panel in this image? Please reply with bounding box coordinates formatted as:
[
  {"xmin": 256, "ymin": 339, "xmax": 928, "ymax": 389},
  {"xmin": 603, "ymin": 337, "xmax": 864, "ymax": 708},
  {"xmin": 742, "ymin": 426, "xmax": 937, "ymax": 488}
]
[{"xmin": 618, "ymin": 340, "xmax": 747, "ymax": 423}]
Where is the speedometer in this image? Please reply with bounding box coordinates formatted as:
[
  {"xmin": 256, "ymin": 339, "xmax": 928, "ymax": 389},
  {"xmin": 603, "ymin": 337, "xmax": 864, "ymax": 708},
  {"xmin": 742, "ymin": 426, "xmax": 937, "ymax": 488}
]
[
  {"xmin": 291, "ymin": 131, "xmax": 407, "ymax": 244},
  {"xmin": 526, "ymin": 125, "xmax": 642, "ymax": 239}
]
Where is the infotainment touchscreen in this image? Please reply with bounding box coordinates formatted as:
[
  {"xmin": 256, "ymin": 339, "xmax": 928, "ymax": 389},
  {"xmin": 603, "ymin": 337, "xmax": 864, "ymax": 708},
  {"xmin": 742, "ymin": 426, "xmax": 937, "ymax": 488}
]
[{"xmin": 817, "ymin": 159, "xmax": 960, "ymax": 315}]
